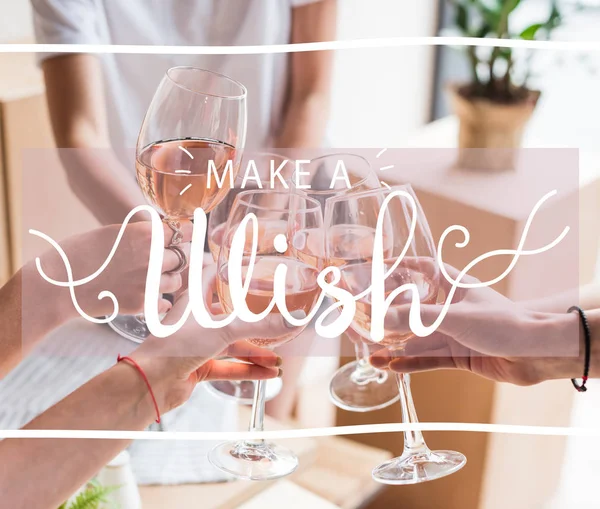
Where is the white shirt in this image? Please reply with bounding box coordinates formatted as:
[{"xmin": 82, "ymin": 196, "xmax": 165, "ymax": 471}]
[
  {"xmin": 30, "ymin": 0, "xmax": 321, "ymax": 484},
  {"xmin": 32, "ymin": 0, "xmax": 321, "ymax": 168}
]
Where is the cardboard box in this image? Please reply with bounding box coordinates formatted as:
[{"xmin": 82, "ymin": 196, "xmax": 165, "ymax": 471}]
[
  {"xmin": 0, "ymin": 113, "xmax": 10, "ymax": 284},
  {"xmin": 0, "ymin": 51, "xmax": 44, "ymax": 282},
  {"xmin": 0, "ymin": 51, "xmax": 99, "ymax": 274}
]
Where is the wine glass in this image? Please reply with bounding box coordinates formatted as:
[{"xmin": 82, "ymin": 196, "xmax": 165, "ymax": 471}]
[
  {"xmin": 208, "ymin": 190, "xmax": 322, "ymax": 480},
  {"xmin": 108, "ymin": 66, "xmax": 247, "ymax": 343},
  {"xmin": 291, "ymin": 153, "xmax": 400, "ymax": 412},
  {"xmin": 205, "ymin": 152, "xmax": 294, "ymax": 403},
  {"xmin": 324, "ymin": 184, "xmax": 467, "ymax": 484},
  {"xmin": 292, "ymin": 153, "xmax": 380, "ymax": 208}
]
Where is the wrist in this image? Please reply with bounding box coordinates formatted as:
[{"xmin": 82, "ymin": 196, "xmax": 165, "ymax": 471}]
[
  {"xmin": 535, "ymin": 309, "xmax": 599, "ymax": 383},
  {"xmin": 126, "ymin": 352, "xmax": 193, "ymax": 415},
  {"xmin": 109, "ymin": 363, "xmax": 159, "ymax": 426}
]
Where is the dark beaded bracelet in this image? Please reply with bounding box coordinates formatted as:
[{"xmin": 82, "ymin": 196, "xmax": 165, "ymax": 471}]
[{"xmin": 568, "ymin": 306, "xmax": 591, "ymax": 393}]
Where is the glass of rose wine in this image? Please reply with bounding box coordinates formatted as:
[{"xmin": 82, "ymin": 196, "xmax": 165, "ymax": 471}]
[
  {"xmin": 324, "ymin": 184, "xmax": 467, "ymax": 484},
  {"xmin": 107, "ymin": 66, "xmax": 247, "ymax": 343},
  {"xmin": 206, "ymin": 152, "xmax": 294, "ymax": 404},
  {"xmin": 208, "ymin": 190, "xmax": 322, "ymax": 480},
  {"xmin": 291, "ymin": 153, "xmax": 400, "ymax": 412}
]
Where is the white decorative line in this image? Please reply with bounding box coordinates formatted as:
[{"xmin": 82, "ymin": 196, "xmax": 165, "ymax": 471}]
[
  {"xmin": 179, "ymin": 183, "xmax": 193, "ymax": 195},
  {"xmin": 2, "ymin": 422, "xmax": 600, "ymax": 441}
]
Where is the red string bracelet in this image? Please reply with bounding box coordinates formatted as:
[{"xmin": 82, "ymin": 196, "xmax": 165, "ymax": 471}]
[{"xmin": 117, "ymin": 354, "xmax": 161, "ymax": 424}]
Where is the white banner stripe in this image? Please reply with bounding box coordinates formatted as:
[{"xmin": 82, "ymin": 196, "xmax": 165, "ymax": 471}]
[
  {"xmin": 3, "ymin": 422, "xmax": 600, "ymax": 440},
  {"xmin": 1, "ymin": 38, "xmax": 600, "ymax": 55}
]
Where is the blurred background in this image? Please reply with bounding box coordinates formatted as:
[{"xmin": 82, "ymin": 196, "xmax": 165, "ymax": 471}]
[
  {"xmin": 1, "ymin": 1, "xmax": 600, "ymax": 509},
  {"xmin": 2, "ymin": 0, "xmax": 600, "ymax": 146}
]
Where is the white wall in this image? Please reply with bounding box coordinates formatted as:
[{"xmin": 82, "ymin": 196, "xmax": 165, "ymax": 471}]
[
  {"xmin": 0, "ymin": 0, "xmax": 33, "ymax": 42},
  {"xmin": 328, "ymin": 0, "xmax": 438, "ymax": 147}
]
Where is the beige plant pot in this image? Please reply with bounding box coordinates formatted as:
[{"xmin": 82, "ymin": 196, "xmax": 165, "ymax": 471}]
[{"xmin": 448, "ymin": 84, "xmax": 540, "ymax": 171}]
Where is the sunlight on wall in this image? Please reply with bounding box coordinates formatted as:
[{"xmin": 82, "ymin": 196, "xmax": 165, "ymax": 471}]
[{"xmin": 327, "ymin": 0, "xmax": 438, "ymax": 147}]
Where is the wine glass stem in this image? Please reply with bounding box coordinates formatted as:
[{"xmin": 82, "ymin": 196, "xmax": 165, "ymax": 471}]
[
  {"xmin": 247, "ymin": 379, "xmax": 267, "ymax": 446},
  {"xmin": 350, "ymin": 339, "xmax": 382, "ymax": 385},
  {"xmin": 354, "ymin": 341, "xmax": 370, "ymax": 368},
  {"xmin": 395, "ymin": 372, "xmax": 428, "ymax": 453}
]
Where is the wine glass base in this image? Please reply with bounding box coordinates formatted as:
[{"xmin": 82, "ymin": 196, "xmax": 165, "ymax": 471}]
[
  {"xmin": 206, "ymin": 379, "xmax": 283, "ymax": 404},
  {"xmin": 107, "ymin": 315, "xmax": 151, "ymax": 344},
  {"xmin": 208, "ymin": 440, "xmax": 298, "ymax": 481},
  {"xmin": 372, "ymin": 449, "xmax": 466, "ymax": 485},
  {"xmin": 329, "ymin": 361, "xmax": 400, "ymax": 412}
]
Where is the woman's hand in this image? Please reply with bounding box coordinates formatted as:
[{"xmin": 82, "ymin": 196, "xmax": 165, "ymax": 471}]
[
  {"xmin": 28, "ymin": 220, "xmax": 193, "ymax": 320},
  {"xmin": 127, "ymin": 266, "xmax": 290, "ymax": 414},
  {"xmin": 370, "ymin": 264, "xmax": 589, "ymax": 386}
]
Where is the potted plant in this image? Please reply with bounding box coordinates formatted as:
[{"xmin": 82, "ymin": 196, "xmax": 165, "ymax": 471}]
[{"xmin": 446, "ymin": 0, "xmax": 564, "ymax": 170}]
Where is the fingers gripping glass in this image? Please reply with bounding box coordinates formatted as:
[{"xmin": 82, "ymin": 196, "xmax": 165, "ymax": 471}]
[
  {"xmin": 324, "ymin": 185, "xmax": 467, "ymax": 485},
  {"xmin": 107, "ymin": 66, "xmax": 247, "ymax": 343},
  {"xmin": 208, "ymin": 191, "xmax": 322, "ymax": 480}
]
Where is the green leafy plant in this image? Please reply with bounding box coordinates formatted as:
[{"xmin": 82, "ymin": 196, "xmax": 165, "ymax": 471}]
[
  {"xmin": 447, "ymin": 0, "xmax": 585, "ymax": 102},
  {"xmin": 57, "ymin": 479, "xmax": 120, "ymax": 509}
]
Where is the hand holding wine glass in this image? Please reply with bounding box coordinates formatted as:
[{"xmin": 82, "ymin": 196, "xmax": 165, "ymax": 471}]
[
  {"xmin": 370, "ymin": 262, "xmax": 586, "ymax": 386},
  {"xmin": 32, "ymin": 220, "xmax": 194, "ymax": 319},
  {"xmin": 129, "ymin": 291, "xmax": 286, "ymax": 416}
]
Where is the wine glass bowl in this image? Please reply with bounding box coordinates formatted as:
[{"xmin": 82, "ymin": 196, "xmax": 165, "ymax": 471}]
[
  {"xmin": 339, "ymin": 259, "xmax": 439, "ymax": 348},
  {"xmin": 292, "ymin": 153, "xmax": 380, "ymax": 207},
  {"xmin": 207, "ymin": 152, "xmax": 293, "ymax": 261},
  {"xmin": 216, "ymin": 255, "xmax": 320, "ymax": 349},
  {"xmin": 135, "ymin": 138, "xmax": 236, "ymax": 219},
  {"xmin": 136, "ymin": 66, "xmax": 247, "ymax": 217}
]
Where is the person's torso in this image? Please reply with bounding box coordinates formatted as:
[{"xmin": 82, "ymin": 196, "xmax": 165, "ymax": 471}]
[{"xmin": 91, "ymin": 0, "xmax": 294, "ymax": 170}]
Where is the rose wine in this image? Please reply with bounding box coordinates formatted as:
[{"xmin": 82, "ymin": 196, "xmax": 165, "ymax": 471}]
[
  {"xmin": 291, "ymin": 224, "xmax": 393, "ymax": 270},
  {"xmin": 214, "ymin": 219, "xmax": 291, "ymax": 261},
  {"xmin": 217, "ymin": 256, "xmax": 320, "ymax": 348},
  {"xmin": 340, "ymin": 261, "xmax": 438, "ymax": 347},
  {"xmin": 136, "ymin": 138, "xmax": 238, "ymax": 218}
]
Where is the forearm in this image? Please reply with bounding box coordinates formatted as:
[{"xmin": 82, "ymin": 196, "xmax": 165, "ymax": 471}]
[
  {"xmin": 43, "ymin": 54, "xmax": 145, "ymax": 225},
  {"xmin": 523, "ymin": 283, "xmax": 600, "ymax": 314},
  {"xmin": 275, "ymin": 92, "xmax": 330, "ymax": 148},
  {"xmin": 0, "ymin": 363, "xmax": 155, "ymax": 509},
  {"xmin": 60, "ymin": 149, "xmax": 146, "ymax": 225},
  {"xmin": 276, "ymin": 1, "xmax": 335, "ymax": 149},
  {"xmin": 0, "ymin": 264, "xmax": 74, "ymax": 378}
]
